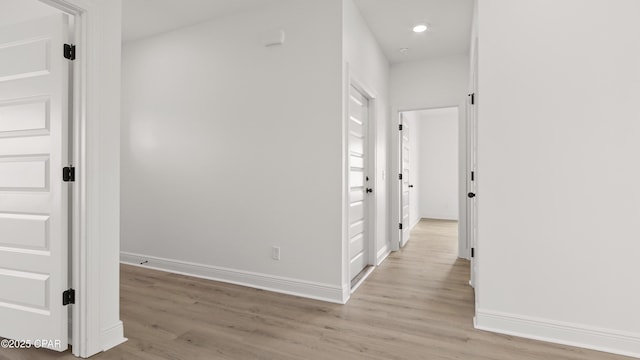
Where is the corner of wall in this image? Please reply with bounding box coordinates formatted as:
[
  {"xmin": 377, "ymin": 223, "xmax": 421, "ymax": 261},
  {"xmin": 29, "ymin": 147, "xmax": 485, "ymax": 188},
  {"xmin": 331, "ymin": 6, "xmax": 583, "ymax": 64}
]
[{"xmin": 341, "ymin": 283, "xmax": 351, "ymax": 304}]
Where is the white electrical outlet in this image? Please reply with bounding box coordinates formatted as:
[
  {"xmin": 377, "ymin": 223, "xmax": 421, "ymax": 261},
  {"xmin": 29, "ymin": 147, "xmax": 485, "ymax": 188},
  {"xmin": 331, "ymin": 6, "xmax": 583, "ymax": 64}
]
[{"xmin": 272, "ymin": 246, "xmax": 280, "ymax": 260}]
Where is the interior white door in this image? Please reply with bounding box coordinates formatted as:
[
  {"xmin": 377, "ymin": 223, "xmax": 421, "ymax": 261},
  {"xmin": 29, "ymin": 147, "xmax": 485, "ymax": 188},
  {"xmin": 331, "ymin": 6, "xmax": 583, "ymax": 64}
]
[
  {"xmin": 468, "ymin": 48, "xmax": 479, "ymax": 289},
  {"xmin": 348, "ymin": 86, "xmax": 370, "ymax": 282},
  {"xmin": 400, "ymin": 114, "xmax": 411, "ymax": 247},
  {"xmin": 0, "ymin": 14, "xmax": 70, "ymax": 351}
]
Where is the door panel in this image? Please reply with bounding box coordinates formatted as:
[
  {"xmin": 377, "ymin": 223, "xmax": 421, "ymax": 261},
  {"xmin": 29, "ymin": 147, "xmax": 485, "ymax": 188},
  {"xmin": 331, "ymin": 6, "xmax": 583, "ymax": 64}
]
[
  {"xmin": 0, "ymin": 98, "xmax": 49, "ymax": 134},
  {"xmin": 0, "ymin": 157, "xmax": 49, "ymax": 189},
  {"xmin": 349, "ymin": 201, "xmax": 364, "ymax": 220},
  {"xmin": 0, "ymin": 268, "xmax": 49, "ymax": 309},
  {"xmin": 0, "ymin": 213, "xmax": 50, "ymax": 250},
  {"xmin": 0, "ymin": 14, "xmax": 70, "ymax": 351},
  {"xmin": 348, "ymin": 86, "xmax": 369, "ymax": 282},
  {"xmin": 349, "ymin": 169, "xmax": 364, "ymax": 187},
  {"xmin": 349, "ymin": 155, "xmax": 363, "ymax": 168},
  {"xmin": 349, "ymin": 220, "xmax": 364, "ymax": 237},
  {"xmin": 349, "ymin": 139, "xmax": 364, "ymax": 155},
  {"xmin": 0, "ymin": 38, "xmax": 50, "ymax": 81},
  {"xmin": 349, "ymin": 189, "xmax": 363, "ymax": 203},
  {"xmin": 349, "ymin": 234, "xmax": 364, "ymax": 258}
]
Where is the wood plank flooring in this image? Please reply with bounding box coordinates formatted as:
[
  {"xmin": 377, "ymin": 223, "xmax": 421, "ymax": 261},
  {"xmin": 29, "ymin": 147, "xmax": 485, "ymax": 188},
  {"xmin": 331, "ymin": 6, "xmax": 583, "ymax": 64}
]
[{"xmin": 1, "ymin": 219, "xmax": 633, "ymax": 359}]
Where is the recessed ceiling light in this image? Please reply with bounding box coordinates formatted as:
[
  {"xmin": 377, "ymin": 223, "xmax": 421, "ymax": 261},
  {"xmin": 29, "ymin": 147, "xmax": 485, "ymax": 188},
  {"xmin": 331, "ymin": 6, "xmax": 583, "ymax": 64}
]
[{"xmin": 413, "ymin": 24, "xmax": 428, "ymax": 33}]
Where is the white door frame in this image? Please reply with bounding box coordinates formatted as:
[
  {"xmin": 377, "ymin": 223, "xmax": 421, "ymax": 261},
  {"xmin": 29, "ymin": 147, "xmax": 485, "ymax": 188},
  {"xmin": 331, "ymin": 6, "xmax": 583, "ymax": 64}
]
[
  {"xmin": 342, "ymin": 64, "xmax": 378, "ymax": 302},
  {"xmin": 38, "ymin": 0, "xmax": 124, "ymax": 357},
  {"xmin": 390, "ymin": 105, "xmax": 469, "ymax": 257}
]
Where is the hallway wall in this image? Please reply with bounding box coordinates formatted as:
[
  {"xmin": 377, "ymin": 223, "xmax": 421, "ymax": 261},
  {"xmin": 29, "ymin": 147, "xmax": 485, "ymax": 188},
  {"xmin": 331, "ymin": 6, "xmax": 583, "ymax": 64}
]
[
  {"xmin": 475, "ymin": 0, "xmax": 640, "ymax": 356},
  {"xmin": 390, "ymin": 55, "xmax": 469, "ymax": 111},
  {"xmin": 417, "ymin": 108, "xmax": 459, "ymax": 220},
  {"xmin": 121, "ymin": 0, "xmax": 345, "ymax": 302}
]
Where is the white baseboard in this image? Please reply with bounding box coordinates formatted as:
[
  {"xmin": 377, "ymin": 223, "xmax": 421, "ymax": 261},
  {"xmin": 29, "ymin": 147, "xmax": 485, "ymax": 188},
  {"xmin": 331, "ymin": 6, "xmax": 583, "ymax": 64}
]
[
  {"xmin": 120, "ymin": 252, "xmax": 344, "ymax": 304},
  {"xmin": 421, "ymin": 215, "xmax": 459, "ymax": 221},
  {"xmin": 376, "ymin": 245, "xmax": 391, "ymax": 265},
  {"xmin": 101, "ymin": 321, "xmax": 127, "ymax": 352},
  {"xmin": 475, "ymin": 309, "xmax": 640, "ymax": 359}
]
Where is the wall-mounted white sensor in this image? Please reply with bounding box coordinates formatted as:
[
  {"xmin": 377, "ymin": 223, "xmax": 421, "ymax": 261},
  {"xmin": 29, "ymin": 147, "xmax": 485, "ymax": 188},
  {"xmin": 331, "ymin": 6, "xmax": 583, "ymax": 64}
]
[{"xmin": 264, "ymin": 29, "xmax": 285, "ymax": 47}]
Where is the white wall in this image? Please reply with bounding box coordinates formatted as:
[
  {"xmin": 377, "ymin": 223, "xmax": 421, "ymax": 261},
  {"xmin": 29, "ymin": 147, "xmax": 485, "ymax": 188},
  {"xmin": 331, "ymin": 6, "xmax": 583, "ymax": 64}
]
[
  {"xmin": 121, "ymin": 0, "xmax": 345, "ymax": 302},
  {"xmin": 342, "ymin": 0, "xmax": 390, "ymax": 287},
  {"xmin": 417, "ymin": 108, "xmax": 459, "ymax": 220},
  {"xmin": 390, "ymin": 55, "xmax": 469, "ymax": 257},
  {"xmin": 475, "ymin": 0, "xmax": 640, "ymax": 357},
  {"xmin": 390, "ymin": 55, "xmax": 469, "ymax": 111}
]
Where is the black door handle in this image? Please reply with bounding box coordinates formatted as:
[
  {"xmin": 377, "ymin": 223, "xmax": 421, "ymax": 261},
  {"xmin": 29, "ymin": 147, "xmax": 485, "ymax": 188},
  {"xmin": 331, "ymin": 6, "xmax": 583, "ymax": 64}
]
[
  {"xmin": 409, "ymin": 185, "xmax": 414, "ymax": 188},
  {"xmin": 468, "ymin": 192, "xmax": 476, "ymax": 198},
  {"xmin": 366, "ymin": 188, "xmax": 373, "ymax": 193}
]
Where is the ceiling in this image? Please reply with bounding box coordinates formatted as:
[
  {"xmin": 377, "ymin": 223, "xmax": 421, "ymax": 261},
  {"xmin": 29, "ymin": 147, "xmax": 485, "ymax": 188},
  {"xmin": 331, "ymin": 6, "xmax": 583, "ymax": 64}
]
[
  {"xmin": 123, "ymin": 0, "xmax": 473, "ymax": 62},
  {"xmin": 122, "ymin": 0, "xmax": 284, "ymax": 42},
  {"xmin": 0, "ymin": 0, "xmax": 472, "ymax": 64},
  {"xmin": 353, "ymin": 0, "xmax": 474, "ymax": 64}
]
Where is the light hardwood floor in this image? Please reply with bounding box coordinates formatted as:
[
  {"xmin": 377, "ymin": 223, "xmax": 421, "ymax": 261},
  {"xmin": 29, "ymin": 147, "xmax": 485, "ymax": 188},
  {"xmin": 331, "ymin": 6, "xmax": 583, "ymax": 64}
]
[{"xmin": 2, "ymin": 219, "xmax": 632, "ymax": 359}]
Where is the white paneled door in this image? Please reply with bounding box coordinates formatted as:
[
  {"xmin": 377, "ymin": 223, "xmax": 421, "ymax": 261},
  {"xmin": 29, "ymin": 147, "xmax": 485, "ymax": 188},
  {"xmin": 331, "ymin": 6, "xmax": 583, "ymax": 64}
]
[
  {"xmin": 400, "ymin": 114, "xmax": 411, "ymax": 247},
  {"xmin": 348, "ymin": 86, "xmax": 370, "ymax": 282},
  {"xmin": 0, "ymin": 15, "xmax": 71, "ymax": 351},
  {"xmin": 467, "ymin": 96, "xmax": 478, "ymax": 288}
]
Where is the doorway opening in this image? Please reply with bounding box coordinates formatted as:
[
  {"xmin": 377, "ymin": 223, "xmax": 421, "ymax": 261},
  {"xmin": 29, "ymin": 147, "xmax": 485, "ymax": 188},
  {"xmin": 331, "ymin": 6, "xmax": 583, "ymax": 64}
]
[{"xmin": 397, "ymin": 107, "xmax": 461, "ymax": 253}]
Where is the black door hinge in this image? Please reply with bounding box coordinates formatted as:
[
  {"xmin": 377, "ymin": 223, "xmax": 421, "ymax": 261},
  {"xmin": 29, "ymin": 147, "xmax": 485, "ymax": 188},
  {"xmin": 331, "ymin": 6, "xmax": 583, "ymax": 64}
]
[
  {"xmin": 398, "ymin": 173, "xmax": 403, "ymax": 180},
  {"xmin": 63, "ymin": 166, "xmax": 75, "ymax": 182},
  {"xmin": 469, "ymin": 93, "xmax": 475, "ymax": 105},
  {"xmin": 399, "ymin": 124, "xmax": 403, "ymax": 131},
  {"xmin": 63, "ymin": 289, "xmax": 75, "ymax": 305},
  {"xmin": 471, "ymin": 171, "xmax": 475, "ymax": 181},
  {"xmin": 471, "ymin": 248, "xmax": 475, "ymax": 258},
  {"xmin": 399, "ymin": 223, "xmax": 403, "ymax": 230},
  {"xmin": 64, "ymin": 44, "xmax": 76, "ymax": 60}
]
